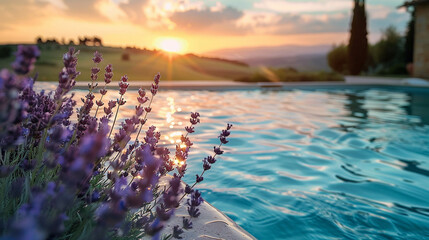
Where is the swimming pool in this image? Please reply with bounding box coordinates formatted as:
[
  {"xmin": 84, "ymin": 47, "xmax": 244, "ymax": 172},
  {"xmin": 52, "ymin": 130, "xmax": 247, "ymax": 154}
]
[{"xmin": 48, "ymin": 84, "xmax": 429, "ymax": 239}]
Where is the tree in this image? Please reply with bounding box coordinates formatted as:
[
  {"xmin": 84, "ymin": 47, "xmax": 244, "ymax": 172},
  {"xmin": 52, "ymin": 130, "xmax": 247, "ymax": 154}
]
[
  {"xmin": 36, "ymin": 36, "xmax": 43, "ymax": 45},
  {"xmin": 79, "ymin": 37, "xmax": 90, "ymax": 46},
  {"xmin": 373, "ymin": 26, "xmax": 403, "ymax": 65},
  {"xmin": 93, "ymin": 36, "xmax": 103, "ymax": 46},
  {"xmin": 372, "ymin": 26, "xmax": 406, "ymax": 75},
  {"xmin": 0, "ymin": 46, "xmax": 12, "ymax": 59},
  {"xmin": 348, "ymin": 0, "xmax": 368, "ymax": 75},
  {"xmin": 404, "ymin": 9, "xmax": 415, "ymax": 64},
  {"xmin": 327, "ymin": 44, "xmax": 348, "ymax": 74}
]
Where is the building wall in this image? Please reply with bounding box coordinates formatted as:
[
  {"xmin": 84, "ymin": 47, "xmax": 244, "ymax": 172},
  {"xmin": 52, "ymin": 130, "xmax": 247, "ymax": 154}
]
[{"xmin": 414, "ymin": 4, "xmax": 429, "ymax": 78}]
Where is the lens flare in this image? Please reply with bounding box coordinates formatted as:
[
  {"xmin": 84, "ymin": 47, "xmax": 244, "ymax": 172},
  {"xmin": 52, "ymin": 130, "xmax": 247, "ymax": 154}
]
[{"xmin": 155, "ymin": 37, "xmax": 186, "ymax": 53}]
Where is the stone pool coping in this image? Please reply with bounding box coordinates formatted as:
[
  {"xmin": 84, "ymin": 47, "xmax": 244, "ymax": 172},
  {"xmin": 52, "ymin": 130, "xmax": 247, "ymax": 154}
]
[
  {"xmin": 145, "ymin": 176, "xmax": 256, "ymax": 240},
  {"xmin": 158, "ymin": 193, "xmax": 256, "ymax": 240},
  {"xmin": 72, "ymin": 76, "xmax": 429, "ymax": 91}
]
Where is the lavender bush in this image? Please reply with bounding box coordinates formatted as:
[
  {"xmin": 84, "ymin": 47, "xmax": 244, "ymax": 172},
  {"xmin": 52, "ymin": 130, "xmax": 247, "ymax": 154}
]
[{"xmin": 0, "ymin": 46, "xmax": 232, "ymax": 240}]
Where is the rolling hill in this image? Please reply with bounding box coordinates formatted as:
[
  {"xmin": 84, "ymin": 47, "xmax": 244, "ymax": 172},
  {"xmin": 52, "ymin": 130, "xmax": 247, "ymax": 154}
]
[{"xmin": 0, "ymin": 45, "xmax": 254, "ymax": 81}]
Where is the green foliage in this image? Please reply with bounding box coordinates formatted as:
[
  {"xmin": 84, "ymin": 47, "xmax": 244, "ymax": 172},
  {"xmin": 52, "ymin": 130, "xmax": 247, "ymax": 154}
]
[
  {"xmin": 327, "ymin": 44, "xmax": 348, "ymax": 74},
  {"xmin": 235, "ymin": 67, "xmax": 344, "ymax": 82},
  {"xmin": 328, "ymin": 25, "xmax": 409, "ymax": 76},
  {"xmin": 371, "ymin": 26, "xmax": 407, "ymax": 75},
  {"xmin": 373, "ymin": 26, "xmax": 403, "ymax": 64},
  {"xmin": 348, "ymin": 0, "xmax": 368, "ymax": 75},
  {"xmin": 0, "ymin": 45, "xmax": 12, "ymax": 59}
]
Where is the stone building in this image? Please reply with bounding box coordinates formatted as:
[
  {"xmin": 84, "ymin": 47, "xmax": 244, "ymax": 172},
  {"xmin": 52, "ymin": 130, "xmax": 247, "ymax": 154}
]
[{"xmin": 402, "ymin": 0, "xmax": 429, "ymax": 78}]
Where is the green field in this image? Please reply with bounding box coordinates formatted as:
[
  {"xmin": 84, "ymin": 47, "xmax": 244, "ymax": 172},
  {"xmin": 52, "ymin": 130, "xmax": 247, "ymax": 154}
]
[{"xmin": 0, "ymin": 45, "xmax": 254, "ymax": 81}]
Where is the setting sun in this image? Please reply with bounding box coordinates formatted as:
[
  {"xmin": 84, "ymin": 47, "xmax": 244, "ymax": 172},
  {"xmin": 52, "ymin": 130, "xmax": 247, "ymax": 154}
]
[{"xmin": 155, "ymin": 37, "xmax": 186, "ymax": 53}]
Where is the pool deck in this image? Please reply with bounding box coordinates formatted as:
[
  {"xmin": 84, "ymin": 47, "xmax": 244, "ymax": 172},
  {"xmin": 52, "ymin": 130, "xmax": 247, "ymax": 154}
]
[{"xmin": 73, "ymin": 76, "xmax": 429, "ymax": 91}]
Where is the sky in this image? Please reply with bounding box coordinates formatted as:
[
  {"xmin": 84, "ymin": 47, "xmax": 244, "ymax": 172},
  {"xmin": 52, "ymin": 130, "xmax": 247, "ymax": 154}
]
[{"xmin": 0, "ymin": 0, "xmax": 410, "ymax": 53}]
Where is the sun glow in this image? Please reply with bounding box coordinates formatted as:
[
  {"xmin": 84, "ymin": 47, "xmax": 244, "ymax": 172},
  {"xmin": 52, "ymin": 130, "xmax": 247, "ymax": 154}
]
[{"xmin": 155, "ymin": 37, "xmax": 186, "ymax": 53}]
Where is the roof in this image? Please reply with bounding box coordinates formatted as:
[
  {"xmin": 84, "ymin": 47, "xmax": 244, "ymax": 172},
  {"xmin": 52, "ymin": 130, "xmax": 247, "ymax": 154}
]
[{"xmin": 400, "ymin": 0, "xmax": 429, "ymax": 8}]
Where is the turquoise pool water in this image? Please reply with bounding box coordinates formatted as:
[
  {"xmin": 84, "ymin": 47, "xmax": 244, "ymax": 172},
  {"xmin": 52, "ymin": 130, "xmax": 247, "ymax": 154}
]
[
  {"xmin": 47, "ymin": 84, "xmax": 429, "ymax": 239},
  {"xmin": 170, "ymin": 87, "xmax": 429, "ymax": 240}
]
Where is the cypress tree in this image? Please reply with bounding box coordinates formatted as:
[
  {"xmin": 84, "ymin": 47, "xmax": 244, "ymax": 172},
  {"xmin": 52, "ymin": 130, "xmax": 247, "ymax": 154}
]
[
  {"xmin": 348, "ymin": 0, "xmax": 368, "ymax": 75},
  {"xmin": 404, "ymin": 9, "xmax": 415, "ymax": 64}
]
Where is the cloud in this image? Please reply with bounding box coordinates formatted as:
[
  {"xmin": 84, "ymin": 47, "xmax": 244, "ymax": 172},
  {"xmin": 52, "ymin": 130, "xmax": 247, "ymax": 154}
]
[
  {"xmin": 369, "ymin": 10, "xmax": 409, "ymax": 35},
  {"xmin": 254, "ymin": 0, "xmax": 352, "ymax": 14},
  {"xmin": 0, "ymin": 0, "xmax": 52, "ymax": 29},
  {"xmin": 210, "ymin": 2, "xmax": 226, "ymax": 12},
  {"xmin": 237, "ymin": 1, "xmax": 409, "ymax": 36},
  {"xmin": 169, "ymin": 6, "xmax": 244, "ymax": 33},
  {"xmin": 117, "ymin": 0, "xmax": 208, "ymax": 29},
  {"xmin": 236, "ymin": 10, "xmax": 348, "ymax": 35},
  {"xmin": 236, "ymin": 11, "xmax": 282, "ymax": 28},
  {"xmin": 119, "ymin": 0, "xmax": 149, "ymax": 24},
  {"xmin": 275, "ymin": 13, "xmax": 348, "ymax": 34},
  {"xmin": 62, "ymin": 0, "xmax": 109, "ymax": 21},
  {"xmin": 40, "ymin": 0, "xmax": 67, "ymax": 9}
]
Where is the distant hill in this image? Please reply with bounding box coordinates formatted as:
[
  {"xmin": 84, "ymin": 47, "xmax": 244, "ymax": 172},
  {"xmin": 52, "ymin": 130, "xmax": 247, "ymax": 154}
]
[
  {"xmin": 204, "ymin": 44, "xmax": 332, "ymax": 60},
  {"xmin": 204, "ymin": 44, "xmax": 332, "ymax": 72},
  {"xmin": 244, "ymin": 54, "xmax": 330, "ymax": 72},
  {"xmin": 0, "ymin": 44, "xmax": 254, "ymax": 81}
]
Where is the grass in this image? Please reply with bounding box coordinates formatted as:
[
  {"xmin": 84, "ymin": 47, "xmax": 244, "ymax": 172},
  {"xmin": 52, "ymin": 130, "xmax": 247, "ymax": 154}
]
[{"xmin": 0, "ymin": 45, "xmax": 254, "ymax": 81}]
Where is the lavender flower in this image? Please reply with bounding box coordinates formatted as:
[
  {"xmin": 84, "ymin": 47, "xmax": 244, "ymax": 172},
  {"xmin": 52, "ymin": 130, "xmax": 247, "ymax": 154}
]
[
  {"xmin": 190, "ymin": 112, "xmax": 200, "ymax": 125},
  {"xmin": 12, "ymin": 45, "xmax": 40, "ymax": 75},
  {"xmin": 202, "ymin": 159, "xmax": 211, "ymax": 170},
  {"xmin": 184, "ymin": 184, "xmax": 192, "ymax": 194},
  {"xmin": 173, "ymin": 225, "xmax": 184, "ymax": 239},
  {"xmin": 118, "ymin": 75, "xmax": 129, "ymax": 96},
  {"xmin": 185, "ymin": 126, "xmax": 194, "ymax": 133},
  {"xmin": 0, "ymin": 69, "xmax": 29, "ymax": 147},
  {"xmin": 4, "ymin": 182, "xmax": 74, "ymax": 240},
  {"xmin": 104, "ymin": 100, "xmax": 116, "ymax": 116},
  {"xmin": 195, "ymin": 174, "xmax": 204, "ymax": 183},
  {"xmin": 0, "ymin": 165, "xmax": 15, "ymax": 178},
  {"xmin": 138, "ymin": 88, "xmax": 146, "ymax": 98},
  {"xmin": 182, "ymin": 217, "xmax": 193, "ymax": 229},
  {"xmin": 135, "ymin": 105, "xmax": 144, "ymax": 116},
  {"xmin": 94, "ymin": 64, "xmax": 114, "ymax": 118},
  {"xmin": 91, "ymin": 66, "xmax": 100, "ymax": 81},
  {"xmin": 206, "ymin": 156, "xmax": 216, "ymax": 164},
  {"xmin": 214, "ymin": 146, "xmax": 224, "ymax": 155},
  {"xmin": 55, "ymin": 47, "xmax": 80, "ymax": 100},
  {"xmin": 185, "ymin": 123, "xmax": 232, "ymax": 204},
  {"xmin": 163, "ymin": 174, "xmax": 183, "ymax": 209},
  {"xmin": 187, "ymin": 190, "xmax": 203, "ymax": 218},
  {"xmin": 157, "ymin": 147, "xmax": 173, "ymax": 175},
  {"xmin": 19, "ymin": 159, "xmax": 36, "ymax": 171},
  {"xmin": 150, "ymin": 73, "xmax": 161, "ymax": 95},
  {"xmin": 219, "ymin": 136, "xmax": 229, "ymax": 144},
  {"xmin": 144, "ymin": 125, "xmax": 160, "ymax": 150},
  {"xmin": 104, "ymin": 64, "xmax": 113, "ymax": 84},
  {"xmin": 92, "ymin": 51, "xmax": 102, "ymax": 64}
]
